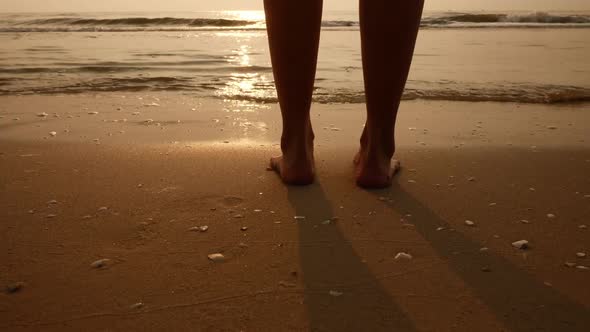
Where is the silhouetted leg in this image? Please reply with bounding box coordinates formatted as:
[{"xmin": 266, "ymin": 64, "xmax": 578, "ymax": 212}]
[
  {"xmin": 264, "ymin": 0, "xmax": 323, "ymax": 185},
  {"xmin": 355, "ymin": 0, "xmax": 424, "ymax": 188}
]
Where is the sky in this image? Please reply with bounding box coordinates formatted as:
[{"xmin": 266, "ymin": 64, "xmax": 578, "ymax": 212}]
[{"xmin": 0, "ymin": 0, "xmax": 589, "ymax": 12}]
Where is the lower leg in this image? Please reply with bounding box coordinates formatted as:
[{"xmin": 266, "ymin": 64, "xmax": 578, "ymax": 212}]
[
  {"xmin": 264, "ymin": 0, "xmax": 323, "ymax": 185},
  {"xmin": 356, "ymin": 0, "xmax": 424, "ymax": 188}
]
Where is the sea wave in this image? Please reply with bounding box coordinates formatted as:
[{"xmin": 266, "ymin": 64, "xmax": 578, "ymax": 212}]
[
  {"xmin": 24, "ymin": 17, "xmax": 256, "ymax": 27},
  {"xmin": 1, "ymin": 12, "xmax": 589, "ymax": 32},
  {"xmin": 2, "ymin": 76, "xmax": 588, "ymax": 104}
]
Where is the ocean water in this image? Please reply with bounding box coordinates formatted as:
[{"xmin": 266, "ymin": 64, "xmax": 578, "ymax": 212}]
[{"xmin": 1, "ymin": 10, "xmax": 589, "ymax": 104}]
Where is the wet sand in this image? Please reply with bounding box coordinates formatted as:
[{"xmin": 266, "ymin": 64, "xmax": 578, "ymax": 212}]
[{"xmin": 1, "ymin": 94, "xmax": 589, "ymax": 331}]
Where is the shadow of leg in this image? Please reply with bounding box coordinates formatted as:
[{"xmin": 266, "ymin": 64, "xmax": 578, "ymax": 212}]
[
  {"xmin": 287, "ymin": 183, "xmax": 417, "ymax": 332},
  {"xmin": 366, "ymin": 185, "xmax": 590, "ymax": 331}
]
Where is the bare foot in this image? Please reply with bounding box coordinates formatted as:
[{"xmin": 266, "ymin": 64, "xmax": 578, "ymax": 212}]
[
  {"xmin": 354, "ymin": 151, "xmax": 400, "ymax": 189},
  {"xmin": 269, "ymin": 156, "xmax": 315, "ymax": 185},
  {"xmin": 269, "ymin": 128, "xmax": 315, "ymax": 185}
]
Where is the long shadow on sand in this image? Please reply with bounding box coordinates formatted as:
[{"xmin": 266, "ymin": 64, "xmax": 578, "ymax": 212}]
[
  {"xmin": 287, "ymin": 183, "xmax": 417, "ymax": 332},
  {"xmin": 367, "ymin": 185, "xmax": 590, "ymax": 331}
]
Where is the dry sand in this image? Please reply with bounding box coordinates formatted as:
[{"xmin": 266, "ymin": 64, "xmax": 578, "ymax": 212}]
[{"xmin": 1, "ymin": 93, "xmax": 589, "ymax": 331}]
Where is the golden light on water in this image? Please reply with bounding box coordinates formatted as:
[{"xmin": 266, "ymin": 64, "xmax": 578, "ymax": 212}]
[
  {"xmin": 222, "ymin": 10, "xmax": 265, "ymax": 22},
  {"xmin": 217, "ymin": 33, "xmax": 276, "ymax": 104}
]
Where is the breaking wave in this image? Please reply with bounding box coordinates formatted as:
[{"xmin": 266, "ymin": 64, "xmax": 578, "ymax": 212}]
[{"xmin": 2, "ymin": 12, "xmax": 589, "ymax": 32}]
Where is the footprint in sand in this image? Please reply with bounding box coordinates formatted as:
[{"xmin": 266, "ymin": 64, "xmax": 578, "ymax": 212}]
[{"xmin": 220, "ymin": 196, "xmax": 244, "ymax": 207}]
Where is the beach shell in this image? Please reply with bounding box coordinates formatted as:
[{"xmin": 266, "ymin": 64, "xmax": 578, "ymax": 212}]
[
  {"xmin": 207, "ymin": 253, "xmax": 225, "ymax": 262},
  {"xmin": 464, "ymin": 220, "xmax": 476, "ymax": 227},
  {"xmin": 88, "ymin": 111, "xmax": 99, "ymax": 115},
  {"xmin": 46, "ymin": 214, "xmax": 57, "ymax": 218},
  {"xmin": 294, "ymin": 216, "xmax": 306, "ymax": 221},
  {"xmin": 240, "ymin": 226, "xmax": 248, "ymax": 231},
  {"xmin": 37, "ymin": 112, "xmax": 48, "ymax": 117},
  {"xmin": 394, "ymin": 252, "xmax": 413, "ymax": 260},
  {"xmin": 579, "ymin": 225, "xmax": 588, "ymax": 229},
  {"xmin": 576, "ymin": 252, "xmax": 586, "ymax": 258},
  {"xmin": 130, "ymin": 302, "xmax": 144, "ymax": 309},
  {"xmin": 547, "ymin": 213, "xmax": 556, "ymax": 219},
  {"xmin": 91, "ymin": 258, "xmax": 111, "ymax": 268},
  {"xmin": 576, "ymin": 265, "xmax": 589, "ymax": 271},
  {"xmin": 97, "ymin": 206, "xmax": 108, "ymax": 212},
  {"xmin": 47, "ymin": 199, "xmax": 58, "ymax": 205},
  {"xmin": 329, "ymin": 290, "xmax": 343, "ymax": 297},
  {"xmin": 49, "ymin": 131, "xmax": 57, "ymax": 137},
  {"xmin": 511, "ymin": 240, "xmax": 529, "ymax": 250},
  {"xmin": 565, "ymin": 262, "xmax": 576, "ymax": 268}
]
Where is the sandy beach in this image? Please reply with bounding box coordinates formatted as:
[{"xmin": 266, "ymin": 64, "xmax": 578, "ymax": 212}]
[{"xmin": 1, "ymin": 93, "xmax": 589, "ymax": 331}]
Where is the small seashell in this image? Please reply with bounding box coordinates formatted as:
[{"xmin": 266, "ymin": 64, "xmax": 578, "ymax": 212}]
[
  {"xmin": 547, "ymin": 214, "xmax": 556, "ymax": 219},
  {"xmin": 49, "ymin": 131, "xmax": 57, "ymax": 137},
  {"xmin": 564, "ymin": 262, "xmax": 576, "ymax": 268},
  {"xmin": 512, "ymin": 240, "xmax": 529, "ymax": 250},
  {"xmin": 467, "ymin": 177, "xmax": 476, "ymax": 182},
  {"xmin": 46, "ymin": 214, "xmax": 57, "ymax": 218},
  {"xmin": 520, "ymin": 220, "xmax": 530, "ymax": 224},
  {"xmin": 488, "ymin": 203, "xmax": 497, "ymax": 207},
  {"xmin": 240, "ymin": 226, "xmax": 248, "ymax": 231},
  {"xmin": 278, "ymin": 281, "xmax": 296, "ymax": 288},
  {"xmin": 329, "ymin": 290, "xmax": 343, "ymax": 297},
  {"xmin": 233, "ymin": 214, "xmax": 244, "ymax": 219},
  {"xmin": 294, "ymin": 216, "xmax": 306, "ymax": 221},
  {"xmin": 91, "ymin": 258, "xmax": 111, "ymax": 268},
  {"xmin": 576, "ymin": 265, "xmax": 589, "ymax": 271},
  {"xmin": 464, "ymin": 220, "xmax": 475, "ymax": 227},
  {"xmin": 579, "ymin": 225, "xmax": 587, "ymax": 229},
  {"xmin": 47, "ymin": 199, "xmax": 58, "ymax": 205},
  {"xmin": 37, "ymin": 112, "xmax": 48, "ymax": 117},
  {"xmin": 576, "ymin": 252, "xmax": 586, "ymax": 258},
  {"xmin": 436, "ymin": 227, "xmax": 445, "ymax": 231},
  {"xmin": 97, "ymin": 206, "xmax": 108, "ymax": 212},
  {"xmin": 130, "ymin": 302, "xmax": 144, "ymax": 309},
  {"xmin": 207, "ymin": 253, "xmax": 225, "ymax": 262},
  {"xmin": 394, "ymin": 252, "xmax": 413, "ymax": 260},
  {"xmin": 88, "ymin": 111, "xmax": 99, "ymax": 115}
]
